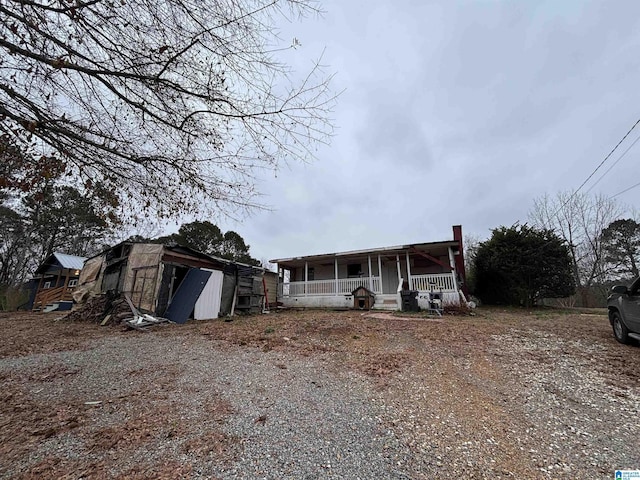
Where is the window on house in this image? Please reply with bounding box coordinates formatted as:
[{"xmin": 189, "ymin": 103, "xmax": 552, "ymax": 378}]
[
  {"xmin": 68, "ymin": 279, "xmax": 78, "ymax": 288},
  {"xmin": 307, "ymin": 267, "xmax": 315, "ymax": 281},
  {"xmin": 43, "ymin": 281, "xmax": 51, "ymax": 289},
  {"xmin": 347, "ymin": 263, "xmax": 362, "ymax": 277}
]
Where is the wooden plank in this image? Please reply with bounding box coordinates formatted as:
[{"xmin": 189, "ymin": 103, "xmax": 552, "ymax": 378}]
[{"xmin": 123, "ymin": 293, "xmax": 141, "ymax": 317}]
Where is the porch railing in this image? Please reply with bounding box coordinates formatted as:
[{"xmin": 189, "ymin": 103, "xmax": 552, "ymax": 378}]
[
  {"xmin": 409, "ymin": 273, "xmax": 456, "ymax": 292},
  {"xmin": 33, "ymin": 286, "xmax": 74, "ymax": 310},
  {"xmin": 279, "ymin": 276, "xmax": 381, "ymax": 297},
  {"xmin": 278, "ymin": 273, "xmax": 457, "ymax": 297}
]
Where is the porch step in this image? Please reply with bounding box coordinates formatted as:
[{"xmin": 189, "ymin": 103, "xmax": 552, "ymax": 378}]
[
  {"xmin": 42, "ymin": 303, "xmax": 60, "ymax": 313},
  {"xmin": 374, "ymin": 295, "xmax": 399, "ymax": 311}
]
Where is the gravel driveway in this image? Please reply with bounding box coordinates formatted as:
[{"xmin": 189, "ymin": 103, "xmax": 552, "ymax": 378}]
[{"xmin": 1, "ymin": 308, "xmax": 639, "ymax": 479}]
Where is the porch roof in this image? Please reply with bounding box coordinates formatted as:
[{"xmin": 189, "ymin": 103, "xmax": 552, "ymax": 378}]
[{"xmin": 270, "ymin": 240, "xmax": 460, "ymax": 268}]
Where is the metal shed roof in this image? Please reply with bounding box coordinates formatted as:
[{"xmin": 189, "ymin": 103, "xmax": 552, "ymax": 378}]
[
  {"xmin": 52, "ymin": 252, "xmax": 87, "ymax": 270},
  {"xmin": 34, "ymin": 252, "xmax": 88, "ymax": 276}
]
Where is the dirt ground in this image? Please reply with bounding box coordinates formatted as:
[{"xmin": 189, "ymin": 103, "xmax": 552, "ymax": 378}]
[{"xmin": 1, "ymin": 307, "xmax": 639, "ymax": 479}]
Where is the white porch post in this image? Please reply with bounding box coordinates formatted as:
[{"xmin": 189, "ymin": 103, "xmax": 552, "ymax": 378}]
[
  {"xmin": 277, "ymin": 267, "xmax": 282, "ymax": 298},
  {"xmin": 304, "ymin": 261, "xmax": 308, "ymax": 297},
  {"xmin": 396, "ymin": 254, "xmax": 402, "ymax": 285},
  {"xmin": 377, "ymin": 255, "xmax": 383, "ymax": 294},
  {"xmin": 405, "ymin": 251, "xmax": 412, "ymax": 290},
  {"xmin": 368, "ymin": 255, "xmax": 373, "ymax": 291},
  {"xmin": 448, "ymin": 247, "xmax": 459, "ymax": 292},
  {"xmin": 334, "ymin": 258, "xmax": 339, "ymax": 296}
]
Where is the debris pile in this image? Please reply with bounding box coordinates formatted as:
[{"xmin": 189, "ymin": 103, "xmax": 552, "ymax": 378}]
[
  {"xmin": 61, "ymin": 292, "xmax": 171, "ymax": 330},
  {"xmin": 61, "ymin": 291, "xmax": 123, "ymax": 324}
]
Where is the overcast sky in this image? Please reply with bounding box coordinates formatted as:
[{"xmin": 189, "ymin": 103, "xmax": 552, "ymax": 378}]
[{"xmin": 191, "ymin": 0, "xmax": 640, "ymax": 263}]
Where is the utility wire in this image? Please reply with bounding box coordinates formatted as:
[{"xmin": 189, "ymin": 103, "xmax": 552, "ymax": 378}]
[
  {"xmin": 611, "ymin": 180, "xmax": 640, "ymax": 198},
  {"xmin": 574, "ymin": 117, "xmax": 640, "ymax": 195},
  {"xmin": 523, "ymin": 118, "xmax": 640, "ymax": 260},
  {"xmin": 586, "ymin": 132, "xmax": 640, "ymax": 194},
  {"xmin": 544, "ymin": 116, "xmax": 640, "ymax": 221}
]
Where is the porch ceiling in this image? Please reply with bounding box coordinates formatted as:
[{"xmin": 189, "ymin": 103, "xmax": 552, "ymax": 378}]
[{"xmin": 271, "ymin": 240, "xmax": 459, "ymax": 269}]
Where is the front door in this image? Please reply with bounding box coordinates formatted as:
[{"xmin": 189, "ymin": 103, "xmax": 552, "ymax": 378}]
[{"xmin": 382, "ymin": 261, "xmax": 400, "ymax": 294}]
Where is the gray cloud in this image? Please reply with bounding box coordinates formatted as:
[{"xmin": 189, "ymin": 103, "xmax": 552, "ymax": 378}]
[{"xmin": 199, "ymin": 0, "xmax": 640, "ymax": 262}]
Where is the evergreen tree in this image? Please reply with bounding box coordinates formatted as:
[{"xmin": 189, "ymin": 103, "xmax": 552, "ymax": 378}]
[{"xmin": 474, "ymin": 224, "xmax": 575, "ymax": 307}]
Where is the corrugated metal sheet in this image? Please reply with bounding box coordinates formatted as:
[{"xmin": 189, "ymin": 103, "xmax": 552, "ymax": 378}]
[
  {"xmin": 53, "ymin": 252, "xmax": 87, "ymax": 270},
  {"xmin": 194, "ymin": 269, "xmax": 224, "ymax": 320},
  {"xmin": 165, "ymin": 268, "xmax": 212, "ymax": 324}
]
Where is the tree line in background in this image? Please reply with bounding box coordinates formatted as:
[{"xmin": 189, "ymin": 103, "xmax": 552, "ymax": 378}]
[
  {"xmin": 0, "ymin": 139, "xmax": 260, "ymax": 309},
  {"xmin": 135, "ymin": 221, "xmax": 260, "ymax": 267},
  {"xmin": 0, "ymin": 188, "xmax": 259, "ymax": 285},
  {"xmin": 0, "ymin": 182, "xmax": 113, "ymax": 289},
  {"xmin": 466, "ymin": 191, "xmax": 639, "ymax": 308}
]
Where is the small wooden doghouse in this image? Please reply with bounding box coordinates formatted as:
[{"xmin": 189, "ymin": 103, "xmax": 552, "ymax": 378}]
[{"xmin": 351, "ymin": 286, "xmax": 375, "ymax": 310}]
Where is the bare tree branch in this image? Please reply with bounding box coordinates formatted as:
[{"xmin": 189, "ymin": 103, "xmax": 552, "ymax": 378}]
[
  {"xmin": 0, "ymin": 0, "xmax": 336, "ymax": 219},
  {"xmin": 529, "ymin": 191, "xmax": 624, "ymax": 305}
]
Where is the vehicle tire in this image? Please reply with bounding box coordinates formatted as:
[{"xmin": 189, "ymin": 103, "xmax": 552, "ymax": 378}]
[{"xmin": 611, "ymin": 310, "xmax": 630, "ymax": 344}]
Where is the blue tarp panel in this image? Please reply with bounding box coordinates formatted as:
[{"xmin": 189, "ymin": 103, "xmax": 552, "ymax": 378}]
[{"xmin": 165, "ymin": 269, "xmax": 212, "ymax": 324}]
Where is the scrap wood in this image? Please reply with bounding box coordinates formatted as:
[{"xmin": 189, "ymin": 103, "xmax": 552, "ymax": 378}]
[
  {"xmin": 61, "ymin": 291, "xmax": 172, "ymax": 329},
  {"xmin": 122, "ymin": 294, "xmax": 171, "ymax": 330},
  {"xmin": 123, "ymin": 293, "xmax": 141, "ymax": 317},
  {"xmin": 123, "ymin": 319, "xmax": 148, "ymax": 332},
  {"xmin": 100, "ymin": 314, "xmax": 111, "ymax": 326},
  {"xmin": 124, "ymin": 316, "xmax": 171, "ymax": 331},
  {"xmin": 61, "ymin": 294, "xmax": 111, "ymax": 323},
  {"xmin": 61, "ymin": 292, "xmax": 151, "ymax": 326}
]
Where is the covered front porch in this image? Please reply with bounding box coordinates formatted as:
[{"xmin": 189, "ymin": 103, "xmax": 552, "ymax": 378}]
[{"xmin": 272, "ymin": 239, "xmax": 464, "ymax": 310}]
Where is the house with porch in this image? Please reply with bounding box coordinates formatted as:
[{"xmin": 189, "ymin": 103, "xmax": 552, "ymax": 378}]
[
  {"xmin": 270, "ymin": 226, "xmax": 467, "ymax": 311},
  {"xmin": 29, "ymin": 252, "xmax": 87, "ymax": 312}
]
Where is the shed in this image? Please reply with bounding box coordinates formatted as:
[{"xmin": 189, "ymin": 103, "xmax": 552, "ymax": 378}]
[
  {"xmin": 30, "ymin": 252, "xmax": 87, "ymax": 311},
  {"xmin": 74, "ymin": 242, "xmax": 267, "ymax": 323}
]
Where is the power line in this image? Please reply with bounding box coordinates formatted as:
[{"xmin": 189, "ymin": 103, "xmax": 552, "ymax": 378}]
[
  {"xmin": 586, "ymin": 132, "xmax": 640, "ymax": 194},
  {"xmin": 525, "ymin": 118, "xmax": 640, "ymax": 260},
  {"xmin": 544, "ymin": 116, "xmax": 640, "ymax": 221},
  {"xmin": 574, "ymin": 117, "xmax": 640, "ymax": 195},
  {"xmin": 611, "ymin": 180, "xmax": 640, "ymax": 198}
]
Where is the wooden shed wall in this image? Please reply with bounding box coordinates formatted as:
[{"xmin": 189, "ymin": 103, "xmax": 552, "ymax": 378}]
[{"xmin": 263, "ymin": 271, "xmax": 278, "ymax": 306}]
